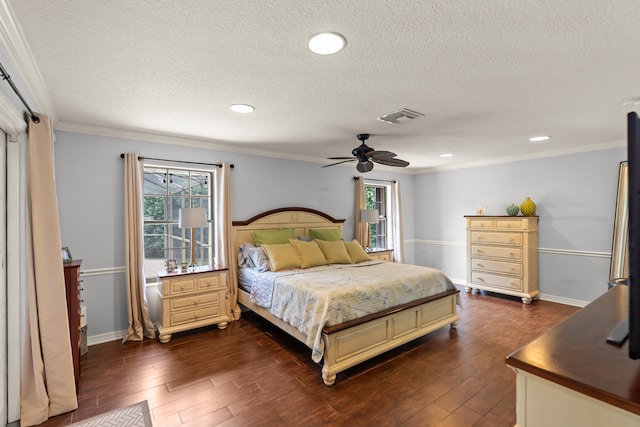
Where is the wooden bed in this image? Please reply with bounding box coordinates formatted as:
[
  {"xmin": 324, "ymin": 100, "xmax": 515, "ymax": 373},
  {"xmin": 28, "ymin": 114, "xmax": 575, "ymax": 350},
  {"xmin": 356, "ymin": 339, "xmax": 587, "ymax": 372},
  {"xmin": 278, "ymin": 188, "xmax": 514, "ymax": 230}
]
[{"xmin": 231, "ymin": 207, "xmax": 459, "ymax": 386}]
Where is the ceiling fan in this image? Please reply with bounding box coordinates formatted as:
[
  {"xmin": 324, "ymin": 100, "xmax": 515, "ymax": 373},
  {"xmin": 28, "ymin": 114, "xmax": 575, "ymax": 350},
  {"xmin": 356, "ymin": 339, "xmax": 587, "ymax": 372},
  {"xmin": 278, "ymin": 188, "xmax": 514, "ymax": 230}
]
[{"xmin": 322, "ymin": 134, "xmax": 410, "ymax": 173}]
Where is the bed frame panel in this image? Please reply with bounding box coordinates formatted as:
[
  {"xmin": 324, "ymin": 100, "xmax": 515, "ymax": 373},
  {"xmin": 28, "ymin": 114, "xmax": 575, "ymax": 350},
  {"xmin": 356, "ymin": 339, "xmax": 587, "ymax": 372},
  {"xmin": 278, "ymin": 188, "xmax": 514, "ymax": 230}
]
[{"xmin": 231, "ymin": 207, "xmax": 459, "ymax": 385}]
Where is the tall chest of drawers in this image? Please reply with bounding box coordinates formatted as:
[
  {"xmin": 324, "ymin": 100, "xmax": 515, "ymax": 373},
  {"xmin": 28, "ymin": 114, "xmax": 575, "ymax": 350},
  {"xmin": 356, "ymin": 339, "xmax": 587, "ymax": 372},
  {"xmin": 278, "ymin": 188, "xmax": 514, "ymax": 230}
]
[
  {"xmin": 465, "ymin": 216, "xmax": 539, "ymax": 304},
  {"xmin": 155, "ymin": 265, "xmax": 230, "ymax": 343}
]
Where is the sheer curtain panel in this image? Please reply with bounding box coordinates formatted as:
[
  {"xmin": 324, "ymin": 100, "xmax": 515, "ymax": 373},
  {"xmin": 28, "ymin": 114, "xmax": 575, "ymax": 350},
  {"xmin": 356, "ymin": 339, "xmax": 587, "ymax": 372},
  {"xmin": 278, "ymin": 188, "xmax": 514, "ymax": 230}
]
[
  {"xmin": 122, "ymin": 153, "xmax": 156, "ymax": 342},
  {"xmin": 21, "ymin": 113, "xmax": 77, "ymax": 426}
]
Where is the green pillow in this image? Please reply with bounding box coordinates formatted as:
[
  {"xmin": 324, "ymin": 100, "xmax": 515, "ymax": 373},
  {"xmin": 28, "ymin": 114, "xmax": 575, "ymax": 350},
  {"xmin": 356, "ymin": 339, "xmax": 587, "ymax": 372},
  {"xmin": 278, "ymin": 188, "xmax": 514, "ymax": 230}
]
[
  {"xmin": 309, "ymin": 228, "xmax": 342, "ymax": 242},
  {"xmin": 251, "ymin": 228, "xmax": 294, "ymax": 247}
]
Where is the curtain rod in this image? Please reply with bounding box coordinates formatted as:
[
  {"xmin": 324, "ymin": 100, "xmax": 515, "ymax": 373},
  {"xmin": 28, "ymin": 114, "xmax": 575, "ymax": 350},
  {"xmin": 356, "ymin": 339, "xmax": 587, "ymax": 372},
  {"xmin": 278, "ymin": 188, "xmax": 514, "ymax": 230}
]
[
  {"xmin": 0, "ymin": 61, "xmax": 40, "ymax": 123},
  {"xmin": 120, "ymin": 153, "xmax": 234, "ymax": 168},
  {"xmin": 354, "ymin": 177, "xmax": 396, "ymax": 183}
]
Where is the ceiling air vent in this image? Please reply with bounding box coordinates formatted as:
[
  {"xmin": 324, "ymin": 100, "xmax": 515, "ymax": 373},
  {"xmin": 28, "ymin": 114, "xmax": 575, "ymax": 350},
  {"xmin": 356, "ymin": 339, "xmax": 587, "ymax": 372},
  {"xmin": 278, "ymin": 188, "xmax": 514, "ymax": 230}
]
[{"xmin": 377, "ymin": 108, "xmax": 425, "ymax": 124}]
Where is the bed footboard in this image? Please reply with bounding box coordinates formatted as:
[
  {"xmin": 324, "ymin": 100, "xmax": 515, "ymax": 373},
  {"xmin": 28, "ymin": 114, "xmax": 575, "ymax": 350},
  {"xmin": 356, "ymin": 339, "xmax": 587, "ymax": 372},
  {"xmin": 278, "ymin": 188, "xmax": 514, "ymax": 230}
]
[{"xmin": 320, "ymin": 290, "xmax": 459, "ymax": 386}]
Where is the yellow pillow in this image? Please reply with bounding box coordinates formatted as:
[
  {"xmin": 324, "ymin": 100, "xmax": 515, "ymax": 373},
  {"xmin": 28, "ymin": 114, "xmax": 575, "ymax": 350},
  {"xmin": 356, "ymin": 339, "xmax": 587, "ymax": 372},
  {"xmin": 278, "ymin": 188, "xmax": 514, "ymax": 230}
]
[
  {"xmin": 345, "ymin": 240, "xmax": 371, "ymax": 263},
  {"xmin": 262, "ymin": 243, "xmax": 301, "ymax": 271},
  {"xmin": 289, "ymin": 239, "xmax": 328, "ymax": 268},
  {"xmin": 251, "ymin": 228, "xmax": 294, "ymax": 247},
  {"xmin": 315, "ymin": 239, "xmax": 352, "ymax": 264},
  {"xmin": 309, "ymin": 228, "xmax": 343, "ymax": 242}
]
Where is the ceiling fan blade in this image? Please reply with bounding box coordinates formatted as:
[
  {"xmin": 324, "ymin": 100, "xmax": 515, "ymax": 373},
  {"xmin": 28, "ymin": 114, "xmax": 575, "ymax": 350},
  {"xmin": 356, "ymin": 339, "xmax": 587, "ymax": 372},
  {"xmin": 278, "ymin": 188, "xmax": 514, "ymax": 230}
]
[
  {"xmin": 371, "ymin": 157, "xmax": 410, "ymax": 167},
  {"xmin": 327, "ymin": 156, "xmax": 355, "ymax": 160},
  {"xmin": 366, "ymin": 150, "xmax": 397, "ymax": 159},
  {"xmin": 322, "ymin": 159, "xmax": 356, "ymax": 168},
  {"xmin": 357, "ymin": 161, "xmax": 374, "ymax": 173}
]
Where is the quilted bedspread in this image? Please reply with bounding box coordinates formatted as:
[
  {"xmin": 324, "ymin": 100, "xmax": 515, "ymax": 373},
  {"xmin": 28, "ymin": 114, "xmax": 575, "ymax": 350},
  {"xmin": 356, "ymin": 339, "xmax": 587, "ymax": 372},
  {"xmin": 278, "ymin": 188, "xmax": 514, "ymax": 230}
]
[{"xmin": 247, "ymin": 261, "xmax": 457, "ymax": 362}]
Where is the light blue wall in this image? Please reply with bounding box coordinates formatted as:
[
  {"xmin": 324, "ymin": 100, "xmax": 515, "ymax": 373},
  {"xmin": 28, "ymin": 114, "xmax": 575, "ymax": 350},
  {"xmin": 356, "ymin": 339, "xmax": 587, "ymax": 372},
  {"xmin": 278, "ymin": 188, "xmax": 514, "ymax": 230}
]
[
  {"xmin": 53, "ymin": 130, "xmax": 415, "ymax": 339},
  {"xmin": 53, "ymin": 128, "xmax": 625, "ymax": 340},
  {"xmin": 412, "ymin": 147, "xmax": 626, "ymax": 303}
]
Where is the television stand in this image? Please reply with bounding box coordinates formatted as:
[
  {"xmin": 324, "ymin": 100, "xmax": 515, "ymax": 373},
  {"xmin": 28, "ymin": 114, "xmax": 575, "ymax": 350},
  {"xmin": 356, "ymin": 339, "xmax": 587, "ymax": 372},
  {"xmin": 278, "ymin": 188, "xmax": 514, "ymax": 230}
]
[{"xmin": 606, "ymin": 315, "xmax": 629, "ymax": 345}]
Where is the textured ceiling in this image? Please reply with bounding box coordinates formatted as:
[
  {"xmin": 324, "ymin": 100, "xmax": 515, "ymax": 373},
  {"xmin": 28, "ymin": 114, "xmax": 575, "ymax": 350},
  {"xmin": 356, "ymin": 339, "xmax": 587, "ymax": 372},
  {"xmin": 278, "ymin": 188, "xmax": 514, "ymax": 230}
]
[{"xmin": 6, "ymin": 0, "xmax": 640, "ymax": 172}]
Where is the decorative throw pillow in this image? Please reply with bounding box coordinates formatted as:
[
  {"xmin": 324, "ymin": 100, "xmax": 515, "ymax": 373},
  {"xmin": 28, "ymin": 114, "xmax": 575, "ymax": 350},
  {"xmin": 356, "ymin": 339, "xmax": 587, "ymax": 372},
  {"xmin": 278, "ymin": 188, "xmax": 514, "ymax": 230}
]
[
  {"xmin": 251, "ymin": 228, "xmax": 294, "ymax": 247},
  {"xmin": 345, "ymin": 240, "xmax": 371, "ymax": 263},
  {"xmin": 289, "ymin": 239, "xmax": 328, "ymax": 268},
  {"xmin": 247, "ymin": 247, "xmax": 271, "ymax": 272},
  {"xmin": 315, "ymin": 239, "xmax": 352, "ymax": 264},
  {"xmin": 309, "ymin": 228, "xmax": 343, "ymax": 241},
  {"xmin": 262, "ymin": 243, "xmax": 301, "ymax": 271}
]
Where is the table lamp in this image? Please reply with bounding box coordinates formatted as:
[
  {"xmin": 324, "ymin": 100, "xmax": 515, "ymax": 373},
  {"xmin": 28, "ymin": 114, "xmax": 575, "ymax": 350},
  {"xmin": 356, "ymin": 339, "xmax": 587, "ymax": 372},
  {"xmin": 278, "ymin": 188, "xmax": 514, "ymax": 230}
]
[
  {"xmin": 179, "ymin": 207, "xmax": 207, "ymax": 268},
  {"xmin": 360, "ymin": 208, "xmax": 379, "ymax": 251}
]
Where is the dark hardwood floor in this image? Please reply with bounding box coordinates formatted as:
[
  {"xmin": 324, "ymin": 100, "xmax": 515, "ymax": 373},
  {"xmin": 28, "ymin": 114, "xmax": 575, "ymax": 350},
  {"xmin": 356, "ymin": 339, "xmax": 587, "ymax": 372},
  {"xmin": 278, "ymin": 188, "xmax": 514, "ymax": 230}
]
[{"xmin": 37, "ymin": 288, "xmax": 579, "ymax": 427}]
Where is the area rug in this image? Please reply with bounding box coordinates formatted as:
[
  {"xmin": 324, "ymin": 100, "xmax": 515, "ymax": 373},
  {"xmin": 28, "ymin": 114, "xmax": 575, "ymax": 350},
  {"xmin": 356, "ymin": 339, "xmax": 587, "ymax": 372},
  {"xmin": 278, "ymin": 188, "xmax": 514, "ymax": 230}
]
[{"xmin": 70, "ymin": 400, "xmax": 152, "ymax": 426}]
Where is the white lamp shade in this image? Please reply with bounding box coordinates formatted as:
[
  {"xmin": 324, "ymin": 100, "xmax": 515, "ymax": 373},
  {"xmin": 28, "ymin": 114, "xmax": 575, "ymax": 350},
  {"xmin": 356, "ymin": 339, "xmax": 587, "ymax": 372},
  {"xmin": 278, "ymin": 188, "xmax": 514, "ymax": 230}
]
[
  {"xmin": 179, "ymin": 207, "xmax": 207, "ymax": 228},
  {"xmin": 360, "ymin": 209, "xmax": 379, "ymax": 223}
]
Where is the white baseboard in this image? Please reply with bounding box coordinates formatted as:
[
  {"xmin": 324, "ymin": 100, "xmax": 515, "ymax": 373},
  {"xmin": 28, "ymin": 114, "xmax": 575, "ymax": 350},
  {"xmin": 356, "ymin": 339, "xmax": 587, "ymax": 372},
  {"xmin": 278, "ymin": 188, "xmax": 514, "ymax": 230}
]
[
  {"xmin": 538, "ymin": 293, "xmax": 589, "ymax": 307},
  {"xmin": 87, "ymin": 329, "xmax": 126, "ymax": 347}
]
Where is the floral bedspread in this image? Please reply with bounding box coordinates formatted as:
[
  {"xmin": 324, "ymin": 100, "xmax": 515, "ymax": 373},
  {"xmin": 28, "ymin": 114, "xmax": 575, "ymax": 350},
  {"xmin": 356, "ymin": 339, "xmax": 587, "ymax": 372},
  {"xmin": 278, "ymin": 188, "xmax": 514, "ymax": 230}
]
[{"xmin": 247, "ymin": 261, "xmax": 457, "ymax": 362}]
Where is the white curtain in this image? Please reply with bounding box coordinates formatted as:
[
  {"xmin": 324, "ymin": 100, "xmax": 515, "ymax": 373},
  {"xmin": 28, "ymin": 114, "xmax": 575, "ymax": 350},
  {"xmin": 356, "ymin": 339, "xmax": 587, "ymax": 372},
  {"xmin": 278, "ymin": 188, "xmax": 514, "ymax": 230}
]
[
  {"xmin": 354, "ymin": 177, "xmax": 367, "ymax": 246},
  {"xmin": 122, "ymin": 153, "xmax": 155, "ymax": 342},
  {"xmin": 215, "ymin": 163, "xmax": 240, "ymax": 320},
  {"xmin": 21, "ymin": 113, "xmax": 78, "ymax": 426},
  {"xmin": 391, "ymin": 180, "xmax": 404, "ymax": 263}
]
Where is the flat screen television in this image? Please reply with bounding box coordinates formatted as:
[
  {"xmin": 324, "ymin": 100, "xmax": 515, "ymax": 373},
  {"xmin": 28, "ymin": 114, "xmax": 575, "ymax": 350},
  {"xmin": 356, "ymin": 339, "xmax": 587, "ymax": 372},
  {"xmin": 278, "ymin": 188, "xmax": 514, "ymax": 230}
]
[{"xmin": 628, "ymin": 111, "xmax": 640, "ymax": 359}]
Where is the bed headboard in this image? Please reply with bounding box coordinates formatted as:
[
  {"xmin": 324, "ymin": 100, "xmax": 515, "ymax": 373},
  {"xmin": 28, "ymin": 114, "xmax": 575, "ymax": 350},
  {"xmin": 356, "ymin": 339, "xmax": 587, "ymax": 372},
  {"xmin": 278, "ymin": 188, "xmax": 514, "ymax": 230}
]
[{"xmin": 231, "ymin": 207, "xmax": 345, "ymax": 251}]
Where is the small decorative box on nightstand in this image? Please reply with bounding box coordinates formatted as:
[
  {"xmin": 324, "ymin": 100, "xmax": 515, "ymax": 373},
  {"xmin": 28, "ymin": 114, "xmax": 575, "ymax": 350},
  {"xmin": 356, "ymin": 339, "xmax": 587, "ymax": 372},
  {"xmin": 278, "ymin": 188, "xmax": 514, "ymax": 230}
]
[
  {"xmin": 465, "ymin": 215, "xmax": 539, "ymax": 304},
  {"xmin": 368, "ymin": 249, "xmax": 394, "ymax": 262},
  {"xmin": 155, "ymin": 265, "xmax": 230, "ymax": 343}
]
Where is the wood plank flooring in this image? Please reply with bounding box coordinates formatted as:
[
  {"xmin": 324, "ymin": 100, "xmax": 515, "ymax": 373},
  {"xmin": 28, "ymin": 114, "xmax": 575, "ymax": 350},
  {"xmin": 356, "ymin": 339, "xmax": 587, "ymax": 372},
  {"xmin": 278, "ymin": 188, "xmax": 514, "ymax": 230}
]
[{"xmin": 36, "ymin": 289, "xmax": 579, "ymax": 427}]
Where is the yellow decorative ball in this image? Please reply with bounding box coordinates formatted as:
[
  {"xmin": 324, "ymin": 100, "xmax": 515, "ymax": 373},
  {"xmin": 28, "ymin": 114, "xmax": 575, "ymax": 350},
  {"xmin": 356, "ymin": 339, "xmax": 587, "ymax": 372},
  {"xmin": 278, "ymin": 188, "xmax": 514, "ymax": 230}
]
[{"xmin": 520, "ymin": 197, "xmax": 536, "ymax": 216}]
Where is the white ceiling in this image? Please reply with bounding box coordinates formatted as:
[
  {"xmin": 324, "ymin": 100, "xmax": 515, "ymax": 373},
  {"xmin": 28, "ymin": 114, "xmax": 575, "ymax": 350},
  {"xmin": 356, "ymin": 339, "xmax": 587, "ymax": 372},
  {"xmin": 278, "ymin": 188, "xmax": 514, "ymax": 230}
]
[{"xmin": 6, "ymin": 0, "xmax": 640, "ymax": 172}]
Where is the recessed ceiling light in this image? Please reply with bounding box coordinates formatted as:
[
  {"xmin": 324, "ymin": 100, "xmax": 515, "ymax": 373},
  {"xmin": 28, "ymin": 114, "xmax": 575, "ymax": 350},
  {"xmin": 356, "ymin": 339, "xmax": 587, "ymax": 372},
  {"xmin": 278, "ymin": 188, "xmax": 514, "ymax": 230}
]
[
  {"xmin": 440, "ymin": 153, "xmax": 454, "ymax": 158},
  {"xmin": 308, "ymin": 32, "xmax": 346, "ymax": 55},
  {"xmin": 529, "ymin": 136, "xmax": 550, "ymax": 142},
  {"xmin": 230, "ymin": 104, "xmax": 254, "ymax": 113}
]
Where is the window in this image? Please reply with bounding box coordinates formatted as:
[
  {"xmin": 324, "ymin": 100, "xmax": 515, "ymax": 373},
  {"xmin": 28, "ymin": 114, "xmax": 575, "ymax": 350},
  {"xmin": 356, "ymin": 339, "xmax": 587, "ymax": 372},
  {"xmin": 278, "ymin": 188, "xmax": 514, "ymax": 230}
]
[
  {"xmin": 143, "ymin": 166, "xmax": 214, "ymax": 279},
  {"xmin": 365, "ymin": 182, "xmax": 391, "ymax": 249}
]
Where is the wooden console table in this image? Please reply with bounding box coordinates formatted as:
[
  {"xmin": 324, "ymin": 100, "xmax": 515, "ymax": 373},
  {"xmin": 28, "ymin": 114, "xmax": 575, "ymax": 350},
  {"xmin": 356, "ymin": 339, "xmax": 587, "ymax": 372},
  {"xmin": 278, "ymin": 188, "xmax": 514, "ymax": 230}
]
[{"xmin": 506, "ymin": 285, "xmax": 640, "ymax": 426}]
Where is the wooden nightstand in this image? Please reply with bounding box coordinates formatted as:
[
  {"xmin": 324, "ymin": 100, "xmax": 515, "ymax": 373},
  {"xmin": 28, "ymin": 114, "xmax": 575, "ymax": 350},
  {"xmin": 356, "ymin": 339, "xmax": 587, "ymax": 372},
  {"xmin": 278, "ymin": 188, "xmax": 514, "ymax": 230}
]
[
  {"xmin": 368, "ymin": 249, "xmax": 394, "ymax": 262},
  {"xmin": 155, "ymin": 265, "xmax": 230, "ymax": 343}
]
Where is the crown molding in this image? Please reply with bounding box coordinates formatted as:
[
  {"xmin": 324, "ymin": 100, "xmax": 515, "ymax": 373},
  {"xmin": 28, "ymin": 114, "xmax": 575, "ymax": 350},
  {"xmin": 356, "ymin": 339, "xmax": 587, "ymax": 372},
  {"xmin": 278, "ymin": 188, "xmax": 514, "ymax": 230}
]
[{"xmin": 0, "ymin": 0, "xmax": 56, "ymax": 121}]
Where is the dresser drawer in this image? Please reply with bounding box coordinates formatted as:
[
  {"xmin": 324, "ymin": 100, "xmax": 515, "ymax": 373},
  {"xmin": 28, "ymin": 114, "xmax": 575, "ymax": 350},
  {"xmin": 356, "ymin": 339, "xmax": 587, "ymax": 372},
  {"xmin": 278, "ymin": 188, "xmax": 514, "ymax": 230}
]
[
  {"xmin": 469, "ymin": 219, "xmax": 495, "ymax": 230},
  {"xmin": 471, "ymin": 245, "xmax": 523, "ymax": 260},
  {"xmin": 472, "ymin": 272, "xmax": 523, "ymax": 291},
  {"xmin": 471, "ymin": 231, "xmax": 522, "ymax": 246},
  {"xmin": 170, "ymin": 291, "xmax": 221, "ymax": 311},
  {"xmin": 197, "ymin": 273, "xmax": 226, "ymax": 291},
  {"xmin": 471, "ymin": 258, "xmax": 522, "ymax": 276},
  {"xmin": 168, "ymin": 278, "xmax": 196, "ymax": 296},
  {"xmin": 170, "ymin": 305, "xmax": 222, "ymax": 326}
]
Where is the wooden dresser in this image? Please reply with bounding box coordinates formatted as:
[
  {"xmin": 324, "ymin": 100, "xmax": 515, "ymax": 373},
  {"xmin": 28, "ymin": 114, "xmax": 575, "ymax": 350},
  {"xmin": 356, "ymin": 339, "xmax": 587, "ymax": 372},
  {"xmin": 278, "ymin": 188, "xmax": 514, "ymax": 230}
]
[
  {"xmin": 465, "ymin": 216, "xmax": 539, "ymax": 304},
  {"xmin": 368, "ymin": 249, "xmax": 393, "ymax": 262},
  {"xmin": 63, "ymin": 259, "xmax": 82, "ymax": 390},
  {"xmin": 155, "ymin": 265, "xmax": 230, "ymax": 343},
  {"xmin": 506, "ymin": 285, "xmax": 640, "ymax": 426}
]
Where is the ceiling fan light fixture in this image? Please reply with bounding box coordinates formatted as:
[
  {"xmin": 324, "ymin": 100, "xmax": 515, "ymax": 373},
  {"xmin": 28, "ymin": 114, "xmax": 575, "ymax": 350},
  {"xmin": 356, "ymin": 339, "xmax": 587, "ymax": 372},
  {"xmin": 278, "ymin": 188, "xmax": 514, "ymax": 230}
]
[
  {"xmin": 308, "ymin": 32, "xmax": 346, "ymax": 55},
  {"xmin": 230, "ymin": 104, "xmax": 255, "ymax": 113},
  {"xmin": 529, "ymin": 135, "xmax": 550, "ymax": 142}
]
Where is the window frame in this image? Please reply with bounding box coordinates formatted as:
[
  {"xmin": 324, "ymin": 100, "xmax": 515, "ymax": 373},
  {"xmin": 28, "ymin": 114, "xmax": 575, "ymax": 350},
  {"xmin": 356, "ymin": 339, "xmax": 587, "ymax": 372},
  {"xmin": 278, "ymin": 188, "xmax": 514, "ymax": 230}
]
[
  {"xmin": 364, "ymin": 181, "xmax": 392, "ymax": 250},
  {"xmin": 142, "ymin": 162, "xmax": 215, "ymax": 280}
]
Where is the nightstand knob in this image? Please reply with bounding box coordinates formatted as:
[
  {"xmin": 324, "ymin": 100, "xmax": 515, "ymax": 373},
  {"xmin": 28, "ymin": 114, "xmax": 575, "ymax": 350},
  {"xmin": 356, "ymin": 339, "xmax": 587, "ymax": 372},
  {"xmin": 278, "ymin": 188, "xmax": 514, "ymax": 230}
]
[
  {"xmin": 476, "ymin": 249, "xmax": 483, "ymax": 254},
  {"xmin": 477, "ymin": 263, "xmax": 484, "ymax": 268},
  {"xmin": 478, "ymin": 277, "xmax": 484, "ymax": 282}
]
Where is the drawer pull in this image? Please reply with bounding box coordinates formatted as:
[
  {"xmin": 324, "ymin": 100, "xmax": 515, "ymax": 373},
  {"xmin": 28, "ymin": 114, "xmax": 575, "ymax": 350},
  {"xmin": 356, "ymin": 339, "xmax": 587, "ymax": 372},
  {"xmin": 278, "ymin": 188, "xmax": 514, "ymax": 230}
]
[
  {"xmin": 509, "ymin": 282, "xmax": 516, "ymax": 287},
  {"xmin": 180, "ymin": 285, "xmax": 185, "ymax": 290},
  {"xmin": 509, "ymin": 267, "xmax": 514, "ymax": 271},
  {"xmin": 476, "ymin": 249, "xmax": 484, "ymax": 254},
  {"xmin": 509, "ymin": 237, "xmax": 514, "ymax": 242},
  {"xmin": 477, "ymin": 277, "xmax": 485, "ymax": 282},
  {"xmin": 477, "ymin": 263, "xmax": 484, "ymax": 268},
  {"xmin": 509, "ymin": 252, "xmax": 514, "ymax": 256}
]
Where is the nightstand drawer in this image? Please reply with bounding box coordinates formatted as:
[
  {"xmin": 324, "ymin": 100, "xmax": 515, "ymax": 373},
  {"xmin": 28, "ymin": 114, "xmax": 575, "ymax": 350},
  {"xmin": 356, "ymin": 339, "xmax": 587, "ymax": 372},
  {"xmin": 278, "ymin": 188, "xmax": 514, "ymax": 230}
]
[
  {"xmin": 471, "ymin": 231, "xmax": 522, "ymax": 246},
  {"xmin": 168, "ymin": 278, "xmax": 195, "ymax": 296},
  {"xmin": 471, "ymin": 258, "xmax": 522, "ymax": 276},
  {"xmin": 472, "ymin": 272, "xmax": 523, "ymax": 291},
  {"xmin": 171, "ymin": 305, "xmax": 221, "ymax": 326},
  {"xmin": 197, "ymin": 273, "xmax": 226, "ymax": 291},
  {"xmin": 471, "ymin": 245, "xmax": 523, "ymax": 261},
  {"xmin": 170, "ymin": 291, "xmax": 221, "ymax": 311},
  {"xmin": 496, "ymin": 220, "xmax": 524, "ymax": 230}
]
